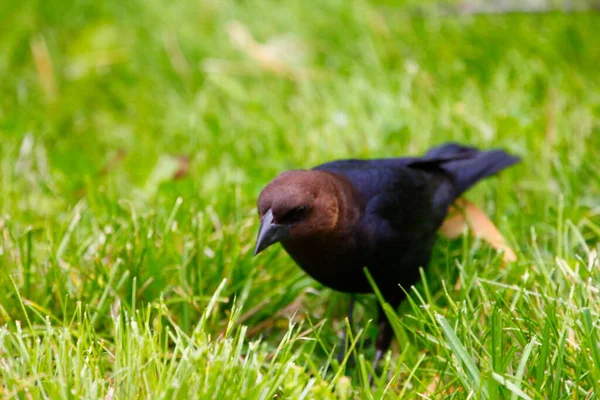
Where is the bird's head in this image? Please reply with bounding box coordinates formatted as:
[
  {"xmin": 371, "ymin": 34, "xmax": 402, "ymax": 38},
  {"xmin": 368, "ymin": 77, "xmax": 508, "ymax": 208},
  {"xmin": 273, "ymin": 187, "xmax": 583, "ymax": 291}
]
[{"xmin": 253, "ymin": 170, "xmax": 342, "ymax": 255}]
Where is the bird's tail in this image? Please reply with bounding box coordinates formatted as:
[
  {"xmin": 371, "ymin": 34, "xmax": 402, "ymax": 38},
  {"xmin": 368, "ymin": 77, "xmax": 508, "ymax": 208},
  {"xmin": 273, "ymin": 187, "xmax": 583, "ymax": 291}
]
[{"xmin": 420, "ymin": 142, "xmax": 520, "ymax": 196}]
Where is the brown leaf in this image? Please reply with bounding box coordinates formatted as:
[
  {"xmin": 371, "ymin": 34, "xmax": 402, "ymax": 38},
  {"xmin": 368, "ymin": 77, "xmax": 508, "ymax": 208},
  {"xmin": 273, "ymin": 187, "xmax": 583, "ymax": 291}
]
[
  {"xmin": 173, "ymin": 155, "xmax": 190, "ymax": 180},
  {"xmin": 162, "ymin": 32, "xmax": 192, "ymax": 83},
  {"xmin": 105, "ymin": 387, "xmax": 115, "ymax": 400},
  {"xmin": 227, "ymin": 21, "xmax": 312, "ymax": 80},
  {"xmin": 421, "ymin": 374, "xmax": 440, "ymax": 397},
  {"xmin": 439, "ymin": 198, "xmax": 517, "ymax": 263},
  {"xmin": 439, "ymin": 211, "xmax": 466, "ymax": 239},
  {"xmin": 99, "ymin": 149, "xmax": 126, "ymax": 176},
  {"xmin": 30, "ymin": 35, "xmax": 57, "ymax": 101}
]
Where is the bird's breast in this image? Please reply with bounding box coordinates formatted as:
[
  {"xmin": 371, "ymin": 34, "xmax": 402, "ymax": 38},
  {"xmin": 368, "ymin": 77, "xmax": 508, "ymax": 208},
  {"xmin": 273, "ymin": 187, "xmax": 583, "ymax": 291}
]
[{"xmin": 281, "ymin": 232, "xmax": 372, "ymax": 293}]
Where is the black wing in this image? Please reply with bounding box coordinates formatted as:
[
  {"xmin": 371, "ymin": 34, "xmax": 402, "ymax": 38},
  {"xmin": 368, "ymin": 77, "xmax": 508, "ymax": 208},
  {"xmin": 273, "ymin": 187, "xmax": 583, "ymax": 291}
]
[{"xmin": 313, "ymin": 156, "xmax": 456, "ymax": 220}]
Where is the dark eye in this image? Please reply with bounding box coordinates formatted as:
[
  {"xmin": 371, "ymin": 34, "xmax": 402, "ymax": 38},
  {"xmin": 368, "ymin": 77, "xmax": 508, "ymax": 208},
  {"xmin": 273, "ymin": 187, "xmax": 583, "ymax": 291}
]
[{"xmin": 280, "ymin": 205, "xmax": 309, "ymax": 224}]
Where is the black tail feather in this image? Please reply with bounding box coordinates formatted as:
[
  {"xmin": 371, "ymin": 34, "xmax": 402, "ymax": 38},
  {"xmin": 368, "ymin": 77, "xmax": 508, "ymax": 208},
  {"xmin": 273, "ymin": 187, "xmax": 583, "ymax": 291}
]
[{"xmin": 419, "ymin": 142, "xmax": 520, "ymax": 196}]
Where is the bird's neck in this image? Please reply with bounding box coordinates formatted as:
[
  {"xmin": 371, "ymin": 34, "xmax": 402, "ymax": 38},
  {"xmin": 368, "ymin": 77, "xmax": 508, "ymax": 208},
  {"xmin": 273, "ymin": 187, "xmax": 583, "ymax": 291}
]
[{"xmin": 322, "ymin": 171, "xmax": 363, "ymax": 229}]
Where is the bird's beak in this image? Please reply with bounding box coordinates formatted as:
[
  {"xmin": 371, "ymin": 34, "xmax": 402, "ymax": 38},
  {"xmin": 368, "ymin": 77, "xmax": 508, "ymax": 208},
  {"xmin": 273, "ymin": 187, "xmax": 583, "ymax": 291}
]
[{"xmin": 254, "ymin": 209, "xmax": 290, "ymax": 256}]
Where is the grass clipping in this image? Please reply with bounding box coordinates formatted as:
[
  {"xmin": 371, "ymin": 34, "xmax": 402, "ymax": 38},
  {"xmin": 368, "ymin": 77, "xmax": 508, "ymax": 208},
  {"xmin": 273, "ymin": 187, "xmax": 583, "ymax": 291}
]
[{"xmin": 439, "ymin": 198, "xmax": 517, "ymax": 263}]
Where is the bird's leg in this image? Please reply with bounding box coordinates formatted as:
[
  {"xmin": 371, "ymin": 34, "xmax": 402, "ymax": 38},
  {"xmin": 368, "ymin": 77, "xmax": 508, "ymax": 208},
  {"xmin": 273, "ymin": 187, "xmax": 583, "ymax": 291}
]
[
  {"xmin": 336, "ymin": 295, "xmax": 355, "ymax": 365},
  {"xmin": 373, "ymin": 317, "xmax": 394, "ymax": 366},
  {"xmin": 369, "ymin": 301, "xmax": 398, "ymax": 384}
]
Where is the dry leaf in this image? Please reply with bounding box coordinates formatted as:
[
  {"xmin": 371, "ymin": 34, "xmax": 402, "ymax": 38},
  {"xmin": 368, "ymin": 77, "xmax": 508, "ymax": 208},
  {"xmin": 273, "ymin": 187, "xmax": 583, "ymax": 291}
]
[
  {"xmin": 227, "ymin": 21, "xmax": 311, "ymax": 80},
  {"xmin": 421, "ymin": 374, "xmax": 440, "ymax": 398},
  {"xmin": 105, "ymin": 387, "xmax": 115, "ymax": 400},
  {"xmin": 439, "ymin": 211, "xmax": 466, "ymax": 239},
  {"xmin": 439, "ymin": 198, "xmax": 517, "ymax": 263},
  {"xmin": 31, "ymin": 35, "xmax": 57, "ymax": 101},
  {"xmin": 162, "ymin": 31, "xmax": 192, "ymax": 82},
  {"xmin": 99, "ymin": 149, "xmax": 126, "ymax": 176},
  {"xmin": 173, "ymin": 155, "xmax": 190, "ymax": 180}
]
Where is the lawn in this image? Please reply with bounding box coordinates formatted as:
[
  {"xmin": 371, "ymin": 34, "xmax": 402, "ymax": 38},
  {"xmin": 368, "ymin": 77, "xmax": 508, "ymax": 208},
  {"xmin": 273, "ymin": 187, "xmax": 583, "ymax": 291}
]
[{"xmin": 0, "ymin": 0, "xmax": 599, "ymax": 398}]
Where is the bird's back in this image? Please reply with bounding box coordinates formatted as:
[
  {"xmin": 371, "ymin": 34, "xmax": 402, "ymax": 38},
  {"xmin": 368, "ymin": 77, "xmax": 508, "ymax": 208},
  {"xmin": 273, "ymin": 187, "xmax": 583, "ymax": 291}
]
[
  {"xmin": 313, "ymin": 142, "xmax": 520, "ymax": 214},
  {"xmin": 313, "ymin": 156, "xmax": 455, "ymax": 228}
]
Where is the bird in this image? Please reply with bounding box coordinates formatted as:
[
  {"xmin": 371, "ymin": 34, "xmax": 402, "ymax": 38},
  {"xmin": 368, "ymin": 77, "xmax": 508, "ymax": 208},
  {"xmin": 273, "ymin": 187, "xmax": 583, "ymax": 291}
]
[{"xmin": 253, "ymin": 142, "xmax": 520, "ymax": 372}]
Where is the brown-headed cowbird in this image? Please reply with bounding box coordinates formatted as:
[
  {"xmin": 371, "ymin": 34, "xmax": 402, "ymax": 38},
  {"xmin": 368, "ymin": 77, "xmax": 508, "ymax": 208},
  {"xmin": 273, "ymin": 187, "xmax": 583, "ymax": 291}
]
[{"xmin": 253, "ymin": 143, "xmax": 519, "ymax": 368}]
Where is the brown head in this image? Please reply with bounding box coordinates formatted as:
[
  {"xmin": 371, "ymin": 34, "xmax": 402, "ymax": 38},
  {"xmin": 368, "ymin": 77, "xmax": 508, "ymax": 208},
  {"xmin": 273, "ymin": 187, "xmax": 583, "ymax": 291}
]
[{"xmin": 253, "ymin": 170, "xmax": 351, "ymax": 255}]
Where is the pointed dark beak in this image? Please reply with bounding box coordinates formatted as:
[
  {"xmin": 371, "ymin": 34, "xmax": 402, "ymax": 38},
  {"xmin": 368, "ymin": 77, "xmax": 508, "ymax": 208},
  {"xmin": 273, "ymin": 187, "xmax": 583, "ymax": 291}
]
[{"xmin": 254, "ymin": 209, "xmax": 290, "ymax": 256}]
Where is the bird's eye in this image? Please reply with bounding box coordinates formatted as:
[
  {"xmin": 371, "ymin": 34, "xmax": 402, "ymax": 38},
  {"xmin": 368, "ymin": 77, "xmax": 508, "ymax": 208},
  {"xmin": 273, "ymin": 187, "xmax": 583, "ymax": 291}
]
[{"xmin": 280, "ymin": 205, "xmax": 309, "ymax": 224}]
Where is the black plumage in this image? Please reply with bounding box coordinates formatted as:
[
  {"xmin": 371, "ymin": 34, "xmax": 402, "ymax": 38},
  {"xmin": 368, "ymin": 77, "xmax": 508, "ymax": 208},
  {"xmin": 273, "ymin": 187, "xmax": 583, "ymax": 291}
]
[{"xmin": 254, "ymin": 143, "xmax": 520, "ymax": 367}]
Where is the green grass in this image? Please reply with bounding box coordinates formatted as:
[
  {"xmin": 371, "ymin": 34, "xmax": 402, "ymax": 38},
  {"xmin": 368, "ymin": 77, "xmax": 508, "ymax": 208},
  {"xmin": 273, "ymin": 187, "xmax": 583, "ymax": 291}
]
[{"xmin": 1, "ymin": 0, "xmax": 599, "ymax": 398}]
